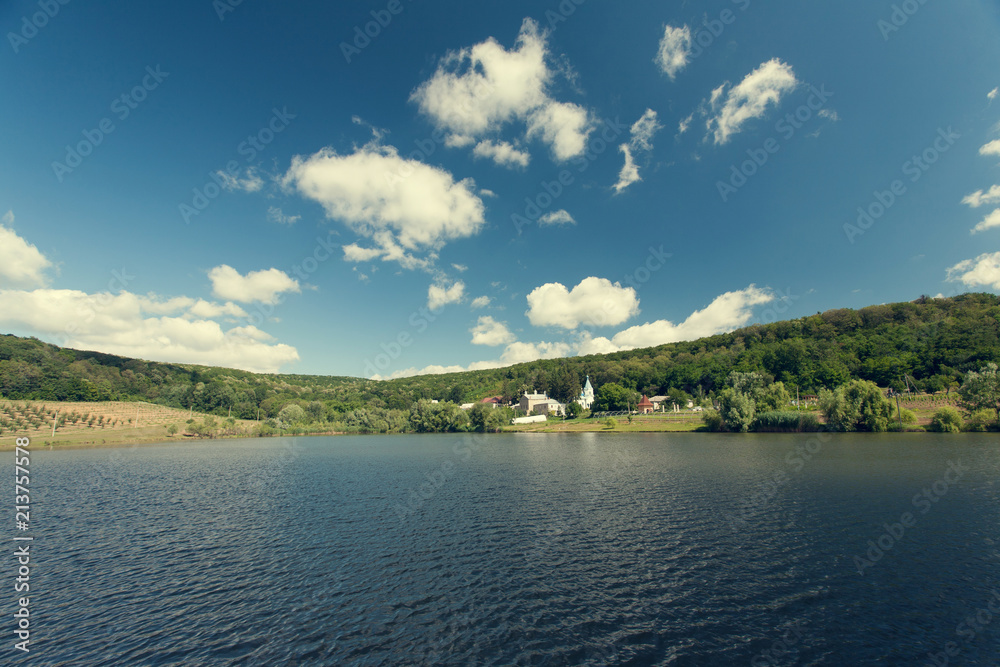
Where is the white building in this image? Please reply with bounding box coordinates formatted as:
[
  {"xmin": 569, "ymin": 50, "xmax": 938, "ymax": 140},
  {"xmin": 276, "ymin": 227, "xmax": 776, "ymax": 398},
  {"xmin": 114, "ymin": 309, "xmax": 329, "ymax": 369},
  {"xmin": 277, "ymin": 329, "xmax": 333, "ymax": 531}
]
[
  {"xmin": 520, "ymin": 392, "xmax": 565, "ymax": 416},
  {"xmin": 578, "ymin": 375, "xmax": 595, "ymax": 410}
]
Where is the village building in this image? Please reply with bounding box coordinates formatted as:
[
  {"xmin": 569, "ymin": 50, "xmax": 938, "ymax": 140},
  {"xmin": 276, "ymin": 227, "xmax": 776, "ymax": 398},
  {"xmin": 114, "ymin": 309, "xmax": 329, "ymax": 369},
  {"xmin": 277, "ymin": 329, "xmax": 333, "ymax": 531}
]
[
  {"xmin": 637, "ymin": 395, "xmax": 655, "ymax": 414},
  {"xmin": 520, "ymin": 392, "xmax": 566, "ymax": 416},
  {"xmin": 578, "ymin": 376, "xmax": 595, "ymax": 410},
  {"xmin": 649, "ymin": 396, "xmax": 668, "ymax": 412}
]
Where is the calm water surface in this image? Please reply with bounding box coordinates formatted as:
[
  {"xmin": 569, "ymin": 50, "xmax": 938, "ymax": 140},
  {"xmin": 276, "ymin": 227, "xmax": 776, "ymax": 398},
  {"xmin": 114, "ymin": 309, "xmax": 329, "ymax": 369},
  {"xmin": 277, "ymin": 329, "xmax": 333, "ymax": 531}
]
[{"xmin": 17, "ymin": 433, "xmax": 1000, "ymax": 665}]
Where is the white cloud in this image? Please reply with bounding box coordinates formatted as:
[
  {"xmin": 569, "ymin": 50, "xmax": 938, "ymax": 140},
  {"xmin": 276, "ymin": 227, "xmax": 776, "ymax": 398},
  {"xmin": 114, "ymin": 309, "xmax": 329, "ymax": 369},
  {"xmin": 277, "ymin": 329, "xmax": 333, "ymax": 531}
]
[
  {"xmin": 947, "ymin": 252, "xmax": 1000, "ymax": 289},
  {"xmin": 705, "ymin": 58, "xmax": 798, "ymax": 145},
  {"xmin": 411, "ymin": 18, "xmax": 593, "ymax": 162},
  {"xmin": 818, "ymin": 109, "xmax": 840, "ymax": 122},
  {"xmin": 282, "ymin": 143, "xmax": 485, "ymax": 268},
  {"xmin": 372, "ymin": 339, "xmax": 571, "ymax": 379},
  {"xmin": 208, "ymin": 265, "xmax": 300, "ymax": 305},
  {"xmin": 0, "ymin": 212, "xmax": 53, "ymax": 288},
  {"xmin": 962, "ymin": 185, "xmax": 1000, "ymax": 208},
  {"xmin": 989, "ymin": 87, "xmax": 998, "ymax": 102},
  {"xmin": 267, "ymin": 206, "xmax": 300, "ymax": 225},
  {"xmin": 579, "ymin": 285, "xmax": 774, "ymax": 353},
  {"xmin": 526, "ymin": 276, "xmax": 640, "ymax": 330},
  {"xmin": 614, "ymin": 144, "xmax": 641, "ymax": 194},
  {"xmin": 972, "ymin": 210, "xmax": 1000, "ymax": 235},
  {"xmin": 526, "ymin": 101, "xmax": 593, "ymax": 161},
  {"xmin": 538, "ymin": 210, "xmax": 575, "ymax": 226},
  {"xmin": 479, "ymin": 188, "xmax": 497, "ymax": 198},
  {"xmin": 678, "ymin": 113, "xmax": 694, "ymax": 136},
  {"xmin": 613, "ymin": 109, "xmax": 662, "ymax": 194},
  {"xmin": 471, "ymin": 296, "xmax": 491, "ymax": 309},
  {"xmin": 342, "ymin": 243, "xmax": 385, "ymax": 262},
  {"xmin": 187, "ymin": 299, "xmax": 248, "ymax": 319},
  {"xmin": 470, "ymin": 316, "xmax": 516, "ymax": 346},
  {"xmin": 452, "ymin": 263, "xmax": 468, "ymax": 272},
  {"xmin": 472, "ymin": 140, "xmax": 530, "ymax": 168},
  {"xmin": 629, "ymin": 109, "xmax": 662, "ymax": 152},
  {"xmin": 655, "ymin": 25, "xmax": 692, "ymax": 80},
  {"xmin": 216, "ymin": 168, "xmax": 264, "ymax": 193},
  {"xmin": 428, "ymin": 280, "xmax": 465, "ymax": 310},
  {"xmin": 980, "ymin": 140, "xmax": 1000, "ymax": 157},
  {"xmin": 0, "ymin": 288, "xmax": 298, "ymax": 373}
]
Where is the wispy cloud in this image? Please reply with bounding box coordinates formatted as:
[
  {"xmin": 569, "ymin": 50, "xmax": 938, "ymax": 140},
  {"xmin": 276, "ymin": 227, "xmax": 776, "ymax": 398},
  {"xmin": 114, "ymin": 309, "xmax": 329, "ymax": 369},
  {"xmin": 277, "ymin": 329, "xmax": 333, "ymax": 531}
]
[{"xmin": 705, "ymin": 59, "xmax": 798, "ymax": 145}]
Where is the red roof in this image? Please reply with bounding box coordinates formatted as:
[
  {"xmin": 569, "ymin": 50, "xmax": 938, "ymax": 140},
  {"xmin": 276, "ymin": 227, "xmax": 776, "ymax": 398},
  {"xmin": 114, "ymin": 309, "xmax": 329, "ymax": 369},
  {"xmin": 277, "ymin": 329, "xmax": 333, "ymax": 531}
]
[
  {"xmin": 637, "ymin": 395, "xmax": 654, "ymax": 408},
  {"xmin": 480, "ymin": 396, "xmax": 503, "ymax": 404}
]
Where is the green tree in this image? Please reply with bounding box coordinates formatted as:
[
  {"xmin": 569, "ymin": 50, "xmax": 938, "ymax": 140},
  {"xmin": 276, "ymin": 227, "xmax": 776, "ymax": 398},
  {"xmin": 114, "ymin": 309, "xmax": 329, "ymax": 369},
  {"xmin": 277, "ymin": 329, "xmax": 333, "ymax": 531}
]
[
  {"xmin": 757, "ymin": 381, "xmax": 791, "ymax": 412},
  {"xmin": 592, "ymin": 382, "xmax": 633, "ymax": 412},
  {"xmin": 719, "ymin": 388, "xmax": 756, "ymax": 432},
  {"xmin": 306, "ymin": 401, "xmax": 325, "ymax": 422},
  {"xmin": 958, "ymin": 363, "xmax": 1000, "ymax": 425},
  {"xmin": 602, "ymin": 417, "xmax": 617, "ymax": 429},
  {"xmin": 820, "ymin": 380, "xmax": 894, "ymax": 432},
  {"xmin": 565, "ymin": 401, "xmax": 583, "ymax": 419},
  {"xmin": 278, "ymin": 404, "xmax": 307, "ymax": 425}
]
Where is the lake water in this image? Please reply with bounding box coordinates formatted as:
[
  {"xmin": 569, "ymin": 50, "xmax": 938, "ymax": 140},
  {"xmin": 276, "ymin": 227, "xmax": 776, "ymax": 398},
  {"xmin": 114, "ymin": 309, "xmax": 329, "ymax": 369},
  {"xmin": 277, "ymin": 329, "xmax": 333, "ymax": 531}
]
[{"xmin": 18, "ymin": 433, "xmax": 1000, "ymax": 665}]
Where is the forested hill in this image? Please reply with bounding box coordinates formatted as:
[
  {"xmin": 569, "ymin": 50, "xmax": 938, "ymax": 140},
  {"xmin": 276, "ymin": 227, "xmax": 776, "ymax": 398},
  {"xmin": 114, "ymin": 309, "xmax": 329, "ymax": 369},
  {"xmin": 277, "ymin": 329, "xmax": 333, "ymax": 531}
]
[{"xmin": 0, "ymin": 293, "xmax": 997, "ymax": 419}]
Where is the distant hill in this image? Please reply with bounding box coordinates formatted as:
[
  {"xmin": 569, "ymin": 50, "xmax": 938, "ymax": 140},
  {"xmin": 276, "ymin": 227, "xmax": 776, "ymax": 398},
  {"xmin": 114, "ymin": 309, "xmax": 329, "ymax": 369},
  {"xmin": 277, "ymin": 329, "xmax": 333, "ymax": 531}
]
[{"xmin": 1, "ymin": 293, "xmax": 997, "ymax": 419}]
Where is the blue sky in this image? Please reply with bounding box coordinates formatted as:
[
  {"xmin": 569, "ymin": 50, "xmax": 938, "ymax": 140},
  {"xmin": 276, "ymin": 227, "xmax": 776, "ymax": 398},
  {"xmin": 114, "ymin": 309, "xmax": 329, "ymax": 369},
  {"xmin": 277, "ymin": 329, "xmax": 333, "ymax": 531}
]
[{"xmin": 1, "ymin": 0, "xmax": 999, "ymax": 378}]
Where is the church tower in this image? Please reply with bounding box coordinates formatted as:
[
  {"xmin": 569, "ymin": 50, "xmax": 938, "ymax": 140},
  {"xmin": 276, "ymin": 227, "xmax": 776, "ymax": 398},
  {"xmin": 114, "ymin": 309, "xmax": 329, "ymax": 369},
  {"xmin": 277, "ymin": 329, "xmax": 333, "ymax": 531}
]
[{"xmin": 579, "ymin": 375, "xmax": 594, "ymax": 409}]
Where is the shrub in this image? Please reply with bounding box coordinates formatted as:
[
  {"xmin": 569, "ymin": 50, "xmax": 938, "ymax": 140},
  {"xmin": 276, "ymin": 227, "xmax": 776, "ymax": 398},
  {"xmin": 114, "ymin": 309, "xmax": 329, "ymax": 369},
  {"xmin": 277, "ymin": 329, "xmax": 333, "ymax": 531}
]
[
  {"xmin": 752, "ymin": 411, "xmax": 821, "ymax": 432},
  {"xmin": 898, "ymin": 408, "xmax": 917, "ymax": 425},
  {"xmin": 602, "ymin": 417, "xmax": 617, "ymax": 430},
  {"xmin": 928, "ymin": 407, "xmax": 963, "ymax": 433},
  {"xmin": 701, "ymin": 409, "xmax": 723, "ymax": 432},
  {"xmin": 964, "ymin": 409, "xmax": 997, "ymax": 433}
]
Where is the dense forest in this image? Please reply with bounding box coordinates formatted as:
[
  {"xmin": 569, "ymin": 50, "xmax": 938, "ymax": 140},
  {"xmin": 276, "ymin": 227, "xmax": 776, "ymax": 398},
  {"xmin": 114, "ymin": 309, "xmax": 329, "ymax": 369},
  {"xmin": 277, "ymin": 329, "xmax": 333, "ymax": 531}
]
[{"xmin": 0, "ymin": 293, "xmax": 997, "ymax": 422}]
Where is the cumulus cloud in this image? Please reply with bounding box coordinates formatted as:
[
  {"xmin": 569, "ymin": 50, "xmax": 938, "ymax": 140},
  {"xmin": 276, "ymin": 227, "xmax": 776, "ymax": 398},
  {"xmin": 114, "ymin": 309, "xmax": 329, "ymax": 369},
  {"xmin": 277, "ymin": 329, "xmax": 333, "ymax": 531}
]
[
  {"xmin": 979, "ymin": 140, "xmax": 1000, "ymax": 157},
  {"xmin": 208, "ymin": 265, "xmax": 300, "ymax": 305},
  {"xmin": 470, "ymin": 316, "xmax": 516, "ymax": 346},
  {"xmin": 410, "ymin": 18, "xmax": 593, "ymax": 162},
  {"xmin": 962, "ymin": 185, "xmax": 1000, "ymax": 208},
  {"xmin": 267, "ymin": 206, "xmax": 300, "ymax": 225},
  {"xmin": 282, "ymin": 143, "xmax": 485, "ymax": 269},
  {"xmin": 428, "ymin": 280, "xmax": 465, "ymax": 310},
  {"xmin": 538, "ymin": 210, "xmax": 575, "ymax": 226},
  {"xmin": 526, "ymin": 277, "xmax": 640, "ymax": 330},
  {"xmin": 655, "ymin": 25, "xmax": 692, "ymax": 80},
  {"xmin": 947, "ymin": 252, "xmax": 1000, "ymax": 289},
  {"xmin": 705, "ymin": 59, "xmax": 798, "ymax": 145},
  {"xmin": 472, "ymin": 140, "xmax": 530, "ymax": 168},
  {"xmin": 577, "ymin": 285, "xmax": 774, "ymax": 353},
  {"xmin": 0, "ymin": 289, "xmax": 298, "ymax": 373},
  {"xmin": 471, "ymin": 296, "xmax": 491, "ymax": 309},
  {"xmin": 216, "ymin": 168, "xmax": 264, "ymax": 193},
  {"xmin": 0, "ymin": 212, "xmax": 53, "ymax": 288},
  {"xmin": 972, "ymin": 210, "xmax": 1000, "ymax": 234}
]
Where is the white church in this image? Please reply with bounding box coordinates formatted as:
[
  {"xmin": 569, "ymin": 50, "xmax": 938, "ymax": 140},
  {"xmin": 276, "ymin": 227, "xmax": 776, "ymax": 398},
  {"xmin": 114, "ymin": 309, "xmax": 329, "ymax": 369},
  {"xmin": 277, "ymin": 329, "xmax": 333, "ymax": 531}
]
[{"xmin": 578, "ymin": 375, "xmax": 594, "ymax": 410}]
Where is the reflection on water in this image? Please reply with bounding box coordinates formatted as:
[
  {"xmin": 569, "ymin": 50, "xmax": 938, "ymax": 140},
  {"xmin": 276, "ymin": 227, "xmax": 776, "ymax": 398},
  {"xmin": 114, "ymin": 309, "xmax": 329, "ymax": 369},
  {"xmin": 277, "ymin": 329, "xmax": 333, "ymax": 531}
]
[{"xmin": 25, "ymin": 433, "xmax": 1000, "ymax": 665}]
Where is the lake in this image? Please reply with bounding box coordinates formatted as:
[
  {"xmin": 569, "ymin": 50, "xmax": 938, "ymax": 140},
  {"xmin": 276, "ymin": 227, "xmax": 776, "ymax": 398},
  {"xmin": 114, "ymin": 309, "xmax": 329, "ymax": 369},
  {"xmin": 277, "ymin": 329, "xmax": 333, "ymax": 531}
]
[{"xmin": 21, "ymin": 433, "xmax": 1000, "ymax": 665}]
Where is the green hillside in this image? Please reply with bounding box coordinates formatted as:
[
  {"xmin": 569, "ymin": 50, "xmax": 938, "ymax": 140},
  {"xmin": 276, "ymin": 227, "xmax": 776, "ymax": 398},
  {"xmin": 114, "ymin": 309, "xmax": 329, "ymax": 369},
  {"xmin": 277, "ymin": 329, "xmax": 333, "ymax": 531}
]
[{"xmin": 1, "ymin": 293, "xmax": 997, "ymax": 421}]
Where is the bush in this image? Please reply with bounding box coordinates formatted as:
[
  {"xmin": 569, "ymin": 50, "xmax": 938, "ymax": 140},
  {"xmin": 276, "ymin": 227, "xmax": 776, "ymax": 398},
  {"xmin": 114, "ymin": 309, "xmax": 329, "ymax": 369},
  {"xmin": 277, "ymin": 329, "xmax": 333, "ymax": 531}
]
[
  {"xmin": 752, "ymin": 411, "xmax": 821, "ymax": 432},
  {"xmin": 964, "ymin": 409, "xmax": 997, "ymax": 432},
  {"xmin": 898, "ymin": 408, "xmax": 917, "ymax": 425},
  {"xmin": 701, "ymin": 409, "xmax": 723, "ymax": 432},
  {"xmin": 602, "ymin": 417, "xmax": 617, "ymax": 430},
  {"xmin": 928, "ymin": 407, "xmax": 963, "ymax": 433}
]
